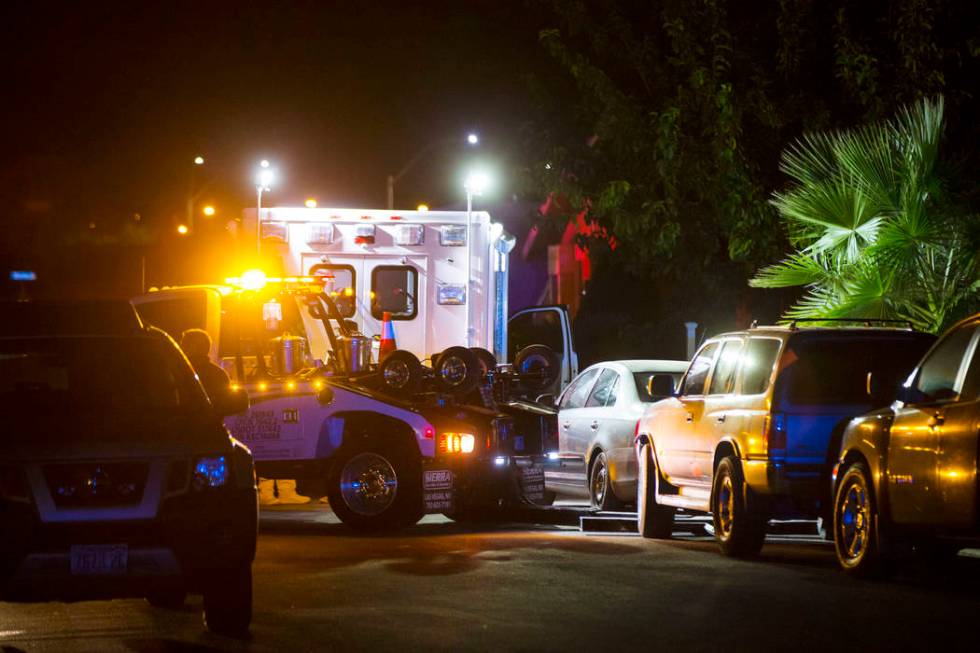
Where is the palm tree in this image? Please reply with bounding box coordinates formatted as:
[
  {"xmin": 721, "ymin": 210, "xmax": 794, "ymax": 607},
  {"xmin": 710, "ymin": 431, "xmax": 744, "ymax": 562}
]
[{"xmin": 751, "ymin": 96, "xmax": 979, "ymax": 333}]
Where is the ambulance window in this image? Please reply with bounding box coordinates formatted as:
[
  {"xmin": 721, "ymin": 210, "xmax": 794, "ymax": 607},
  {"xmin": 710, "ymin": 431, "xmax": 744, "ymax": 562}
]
[
  {"xmin": 371, "ymin": 266, "xmax": 418, "ymax": 320},
  {"xmin": 308, "ymin": 264, "xmax": 356, "ymax": 318}
]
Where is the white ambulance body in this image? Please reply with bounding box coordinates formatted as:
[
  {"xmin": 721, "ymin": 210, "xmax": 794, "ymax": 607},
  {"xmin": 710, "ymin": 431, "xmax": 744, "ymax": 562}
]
[{"xmin": 239, "ymin": 207, "xmax": 519, "ymax": 366}]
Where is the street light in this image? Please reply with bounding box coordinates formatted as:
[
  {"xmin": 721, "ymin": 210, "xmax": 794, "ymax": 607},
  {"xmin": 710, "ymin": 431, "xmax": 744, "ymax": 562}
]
[
  {"xmin": 202, "ymin": 205, "xmax": 216, "ymax": 216},
  {"xmin": 387, "ymin": 132, "xmax": 480, "ymax": 209},
  {"xmin": 194, "ymin": 156, "xmax": 205, "ymax": 165},
  {"xmin": 255, "ymin": 161, "xmax": 276, "ymax": 251},
  {"xmin": 177, "ymin": 224, "xmax": 189, "ymax": 236},
  {"xmin": 305, "ymin": 198, "xmax": 318, "ymax": 208}
]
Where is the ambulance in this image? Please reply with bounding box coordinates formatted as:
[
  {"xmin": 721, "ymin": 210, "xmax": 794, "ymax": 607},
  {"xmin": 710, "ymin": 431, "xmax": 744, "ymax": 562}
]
[{"xmin": 133, "ymin": 206, "xmax": 578, "ymax": 531}]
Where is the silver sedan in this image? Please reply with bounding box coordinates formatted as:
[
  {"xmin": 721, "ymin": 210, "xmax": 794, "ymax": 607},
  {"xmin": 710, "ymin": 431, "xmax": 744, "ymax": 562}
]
[{"xmin": 547, "ymin": 359, "xmax": 688, "ymax": 509}]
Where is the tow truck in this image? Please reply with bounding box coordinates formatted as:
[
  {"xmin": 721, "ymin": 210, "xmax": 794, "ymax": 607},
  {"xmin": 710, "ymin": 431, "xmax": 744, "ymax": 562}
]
[{"xmin": 133, "ymin": 207, "xmax": 578, "ymax": 531}]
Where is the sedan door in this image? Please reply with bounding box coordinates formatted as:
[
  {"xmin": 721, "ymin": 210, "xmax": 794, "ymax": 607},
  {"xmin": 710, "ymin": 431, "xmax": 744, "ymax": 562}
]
[{"xmin": 551, "ymin": 367, "xmax": 601, "ymax": 492}]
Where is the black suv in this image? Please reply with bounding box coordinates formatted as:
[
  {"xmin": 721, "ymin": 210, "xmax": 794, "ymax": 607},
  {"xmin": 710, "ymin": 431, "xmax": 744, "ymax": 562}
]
[{"xmin": 0, "ymin": 328, "xmax": 257, "ymax": 636}]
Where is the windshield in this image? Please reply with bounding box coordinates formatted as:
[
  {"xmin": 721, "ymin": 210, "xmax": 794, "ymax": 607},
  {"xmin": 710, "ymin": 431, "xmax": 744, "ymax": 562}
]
[
  {"xmin": 0, "ymin": 336, "xmax": 208, "ymax": 414},
  {"xmin": 779, "ymin": 334, "xmax": 934, "ymax": 406}
]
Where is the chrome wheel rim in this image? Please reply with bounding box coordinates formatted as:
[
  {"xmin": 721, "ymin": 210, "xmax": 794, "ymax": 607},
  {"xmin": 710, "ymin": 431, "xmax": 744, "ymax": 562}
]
[
  {"xmin": 591, "ymin": 459, "xmax": 607, "ymax": 506},
  {"xmin": 439, "ymin": 356, "xmax": 467, "ymax": 386},
  {"xmin": 340, "ymin": 452, "xmax": 398, "ymax": 516},
  {"xmin": 716, "ymin": 474, "xmax": 735, "ymax": 539},
  {"xmin": 383, "ymin": 360, "xmax": 410, "ymax": 389},
  {"xmin": 838, "ymin": 479, "xmax": 870, "ymax": 563}
]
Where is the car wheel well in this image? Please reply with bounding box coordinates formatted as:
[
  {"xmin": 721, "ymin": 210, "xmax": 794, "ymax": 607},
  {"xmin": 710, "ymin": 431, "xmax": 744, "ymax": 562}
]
[
  {"xmin": 587, "ymin": 446, "xmax": 604, "ymax": 477},
  {"xmin": 713, "ymin": 441, "xmax": 738, "ymax": 472},
  {"xmin": 835, "ymin": 450, "xmax": 870, "ymax": 495}
]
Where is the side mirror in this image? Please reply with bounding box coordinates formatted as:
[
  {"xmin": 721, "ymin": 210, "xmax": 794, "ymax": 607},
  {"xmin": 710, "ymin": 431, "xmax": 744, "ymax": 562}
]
[
  {"xmin": 316, "ymin": 385, "xmax": 335, "ymax": 406},
  {"xmin": 216, "ymin": 387, "xmax": 250, "ymax": 416},
  {"xmin": 647, "ymin": 374, "xmax": 676, "ymax": 399}
]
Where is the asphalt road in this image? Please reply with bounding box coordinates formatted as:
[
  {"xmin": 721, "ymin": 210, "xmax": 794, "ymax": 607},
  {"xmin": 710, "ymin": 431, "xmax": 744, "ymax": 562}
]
[{"xmin": 2, "ymin": 503, "xmax": 979, "ymax": 652}]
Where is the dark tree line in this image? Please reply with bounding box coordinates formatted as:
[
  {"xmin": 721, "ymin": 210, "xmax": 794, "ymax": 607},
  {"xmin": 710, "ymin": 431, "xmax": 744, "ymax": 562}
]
[{"xmin": 519, "ymin": 0, "xmax": 979, "ymax": 363}]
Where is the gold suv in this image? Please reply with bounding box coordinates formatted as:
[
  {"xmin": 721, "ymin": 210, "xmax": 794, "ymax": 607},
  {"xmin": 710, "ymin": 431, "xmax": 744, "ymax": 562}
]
[
  {"xmin": 833, "ymin": 313, "xmax": 980, "ymax": 575},
  {"xmin": 635, "ymin": 323, "xmax": 934, "ymax": 557}
]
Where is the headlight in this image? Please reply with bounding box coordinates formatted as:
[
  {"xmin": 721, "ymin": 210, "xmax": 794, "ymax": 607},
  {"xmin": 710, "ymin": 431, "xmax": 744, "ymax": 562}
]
[
  {"xmin": 193, "ymin": 456, "xmax": 229, "ymax": 489},
  {"xmin": 438, "ymin": 433, "xmax": 475, "ymax": 454}
]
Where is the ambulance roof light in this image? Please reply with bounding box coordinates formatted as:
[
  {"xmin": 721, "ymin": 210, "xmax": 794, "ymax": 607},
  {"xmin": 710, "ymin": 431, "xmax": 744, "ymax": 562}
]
[{"xmin": 240, "ymin": 269, "xmax": 267, "ymax": 291}]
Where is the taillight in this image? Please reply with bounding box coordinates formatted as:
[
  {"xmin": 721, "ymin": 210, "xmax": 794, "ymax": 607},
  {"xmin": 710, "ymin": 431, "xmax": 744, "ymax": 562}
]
[
  {"xmin": 634, "ymin": 419, "xmax": 641, "ymax": 438},
  {"xmin": 438, "ymin": 433, "xmax": 475, "ymax": 454},
  {"xmin": 766, "ymin": 413, "xmax": 787, "ymax": 453}
]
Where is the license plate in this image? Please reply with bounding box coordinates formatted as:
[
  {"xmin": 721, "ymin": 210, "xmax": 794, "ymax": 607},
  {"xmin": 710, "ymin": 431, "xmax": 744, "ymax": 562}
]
[{"xmin": 70, "ymin": 544, "xmax": 128, "ymax": 575}]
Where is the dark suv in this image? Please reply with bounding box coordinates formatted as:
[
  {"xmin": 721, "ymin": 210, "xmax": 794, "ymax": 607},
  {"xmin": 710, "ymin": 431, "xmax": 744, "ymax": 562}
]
[
  {"xmin": 0, "ymin": 329, "xmax": 257, "ymax": 636},
  {"xmin": 636, "ymin": 322, "xmax": 934, "ymax": 556}
]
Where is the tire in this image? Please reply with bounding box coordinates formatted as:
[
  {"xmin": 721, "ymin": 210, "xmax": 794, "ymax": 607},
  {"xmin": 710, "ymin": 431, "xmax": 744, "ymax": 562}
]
[
  {"xmin": 589, "ymin": 451, "xmax": 626, "ymax": 511},
  {"xmin": 712, "ymin": 456, "xmax": 767, "ymax": 557},
  {"xmin": 326, "ymin": 437, "xmax": 424, "ymax": 532},
  {"xmin": 433, "ymin": 346, "xmax": 481, "ymax": 395},
  {"xmin": 469, "ymin": 347, "xmax": 497, "ymax": 378},
  {"xmin": 379, "ymin": 349, "xmax": 423, "ymax": 396},
  {"xmin": 833, "ymin": 462, "xmax": 884, "ymax": 576},
  {"xmin": 145, "ymin": 588, "xmax": 186, "ymax": 610},
  {"xmin": 202, "ymin": 563, "xmax": 252, "ymax": 638},
  {"xmin": 637, "ymin": 443, "xmax": 674, "ymax": 538},
  {"xmin": 514, "ymin": 345, "xmax": 562, "ymax": 392}
]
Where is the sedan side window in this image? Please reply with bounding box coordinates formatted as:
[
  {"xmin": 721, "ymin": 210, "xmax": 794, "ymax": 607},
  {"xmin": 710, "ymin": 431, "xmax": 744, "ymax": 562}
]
[
  {"xmin": 586, "ymin": 369, "xmax": 620, "ymax": 407},
  {"xmin": 682, "ymin": 342, "xmax": 719, "ymax": 396},
  {"xmin": 914, "ymin": 324, "xmax": 978, "ymax": 402},
  {"xmin": 559, "ymin": 368, "xmax": 600, "ymax": 409}
]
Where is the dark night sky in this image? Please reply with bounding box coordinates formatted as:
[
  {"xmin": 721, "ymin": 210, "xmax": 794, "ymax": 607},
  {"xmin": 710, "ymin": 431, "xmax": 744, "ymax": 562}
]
[{"xmin": 2, "ymin": 1, "xmax": 552, "ymax": 237}]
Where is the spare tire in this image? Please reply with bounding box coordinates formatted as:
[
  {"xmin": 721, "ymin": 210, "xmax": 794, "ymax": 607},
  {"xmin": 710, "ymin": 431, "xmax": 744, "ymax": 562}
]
[
  {"xmin": 469, "ymin": 347, "xmax": 497, "ymax": 378},
  {"xmin": 433, "ymin": 346, "xmax": 481, "ymax": 395},
  {"xmin": 514, "ymin": 344, "xmax": 561, "ymax": 392},
  {"xmin": 379, "ymin": 349, "xmax": 423, "ymax": 396}
]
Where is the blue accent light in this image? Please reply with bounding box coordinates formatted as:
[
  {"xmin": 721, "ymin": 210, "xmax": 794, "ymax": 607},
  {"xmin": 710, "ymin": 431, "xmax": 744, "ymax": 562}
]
[
  {"xmin": 193, "ymin": 456, "xmax": 228, "ymax": 488},
  {"xmin": 10, "ymin": 271, "xmax": 36, "ymax": 282}
]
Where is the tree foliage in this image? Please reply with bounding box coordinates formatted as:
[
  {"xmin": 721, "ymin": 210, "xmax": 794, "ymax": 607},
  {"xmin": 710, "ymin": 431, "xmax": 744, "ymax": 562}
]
[
  {"xmin": 521, "ymin": 0, "xmax": 979, "ymax": 359},
  {"xmin": 751, "ymin": 96, "xmax": 980, "ymax": 332}
]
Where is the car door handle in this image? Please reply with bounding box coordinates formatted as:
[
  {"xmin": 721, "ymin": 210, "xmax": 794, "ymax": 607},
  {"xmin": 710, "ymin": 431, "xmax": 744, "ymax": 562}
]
[
  {"xmin": 715, "ymin": 415, "xmax": 726, "ymax": 424},
  {"xmin": 562, "ymin": 422, "xmax": 570, "ymax": 430},
  {"xmin": 685, "ymin": 412, "xmax": 694, "ymax": 423},
  {"xmin": 590, "ymin": 421, "xmax": 599, "ymax": 430},
  {"xmin": 928, "ymin": 412, "xmax": 945, "ymax": 427}
]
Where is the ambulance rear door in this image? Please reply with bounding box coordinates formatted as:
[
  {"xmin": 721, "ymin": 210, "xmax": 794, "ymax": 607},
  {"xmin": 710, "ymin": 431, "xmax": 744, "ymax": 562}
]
[{"xmin": 304, "ymin": 254, "xmax": 429, "ymax": 360}]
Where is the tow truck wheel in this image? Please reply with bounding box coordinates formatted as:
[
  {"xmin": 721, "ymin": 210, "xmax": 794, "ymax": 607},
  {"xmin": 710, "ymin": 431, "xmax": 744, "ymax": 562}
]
[
  {"xmin": 514, "ymin": 345, "xmax": 561, "ymax": 392},
  {"xmin": 469, "ymin": 347, "xmax": 497, "ymax": 378},
  {"xmin": 379, "ymin": 350, "xmax": 423, "ymax": 396},
  {"xmin": 202, "ymin": 562, "xmax": 252, "ymax": 637},
  {"xmin": 327, "ymin": 437, "xmax": 424, "ymax": 532},
  {"xmin": 433, "ymin": 346, "xmax": 481, "ymax": 395}
]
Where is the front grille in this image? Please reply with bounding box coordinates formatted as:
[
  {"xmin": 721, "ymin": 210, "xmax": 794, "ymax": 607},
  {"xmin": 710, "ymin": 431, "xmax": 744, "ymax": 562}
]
[{"xmin": 43, "ymin": 462, "xmax": 149, "ymax": 508}]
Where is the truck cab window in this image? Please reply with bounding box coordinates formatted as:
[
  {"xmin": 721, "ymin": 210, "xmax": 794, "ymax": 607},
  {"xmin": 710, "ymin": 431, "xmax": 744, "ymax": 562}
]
[{"xmin": 371, "ymin": 266, "xmax": 418, "ymax": 320}]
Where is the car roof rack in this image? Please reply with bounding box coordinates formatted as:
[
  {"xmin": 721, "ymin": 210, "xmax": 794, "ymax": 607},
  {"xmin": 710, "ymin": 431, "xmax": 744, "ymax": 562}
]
[{"xmin": 784, "ymin": 317, "xmax": 915, "ymax": 330}]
